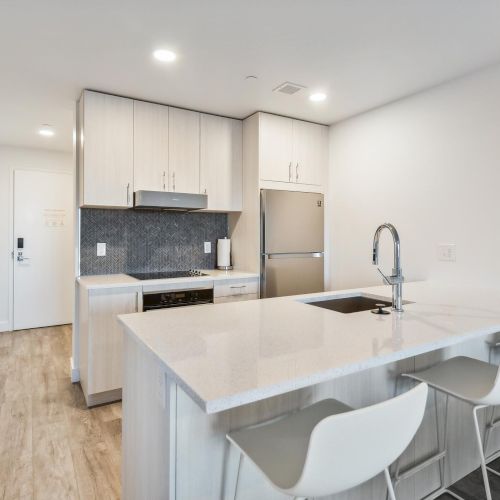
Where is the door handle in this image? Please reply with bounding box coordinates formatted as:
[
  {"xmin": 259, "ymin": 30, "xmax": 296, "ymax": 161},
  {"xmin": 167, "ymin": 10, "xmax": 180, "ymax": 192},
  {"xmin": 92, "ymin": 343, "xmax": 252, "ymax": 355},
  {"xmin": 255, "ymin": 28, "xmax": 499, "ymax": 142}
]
[
  {"xmin": 16, "ymin": 252, "xmax": 30, "ymax": 262},
  {"xmin": 295, "ymin": 163, "xmax": 299, "ymax": 182},
  {"xmin": 126, "ymin": 183, "xmax": 130, "ymax": 205},
  {"xmin": 288, "ymin": 162, "xmax": 292, "ymax": 182},
  {"xmin": 162, "ymin": 171, "xmax": 166, "ymax": 190},
  {"xmin": 172, "ymin": 172, "xmax": 176, "ymax": 192}
]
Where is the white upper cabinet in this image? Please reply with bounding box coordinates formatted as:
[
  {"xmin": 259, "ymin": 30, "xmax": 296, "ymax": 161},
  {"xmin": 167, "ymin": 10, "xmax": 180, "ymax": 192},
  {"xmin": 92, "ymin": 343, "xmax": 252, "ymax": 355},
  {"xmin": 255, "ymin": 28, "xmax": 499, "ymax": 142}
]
[
  {"xmin": 292, "ymin": 120, "xmax": 328, "ymax": 186},
  {"xmin": 133, "ymin": 100, "xmax": 169, "ymax": 192},
  {"xmin": 78, "ymin": 91, "xmax": 243, "ymax": 209},
  {"xmin": 200, "ymin": 114, "xmax": 242, "ymax": 211},
  {"xmin": 259, "ymin": 113, "xmax": 294, "ymax": 183},
  {"xmin": 81, "ymin": 91, "xmax": 134, "ymax": 207},
  {"xmin": 168, "ymin": 107, "xmax": 200, "ymax": 193},
  {"xmin": 257, "ymin": 112, "xmax": 327, "ymax": 188}
]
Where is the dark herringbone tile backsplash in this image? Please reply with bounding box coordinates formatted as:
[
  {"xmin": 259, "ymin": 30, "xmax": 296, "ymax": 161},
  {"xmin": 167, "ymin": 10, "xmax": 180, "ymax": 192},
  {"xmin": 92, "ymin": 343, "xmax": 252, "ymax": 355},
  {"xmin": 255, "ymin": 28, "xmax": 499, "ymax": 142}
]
[{"xmin": 80, "ymin": 208, "xmax": 228, "ymax": 275}]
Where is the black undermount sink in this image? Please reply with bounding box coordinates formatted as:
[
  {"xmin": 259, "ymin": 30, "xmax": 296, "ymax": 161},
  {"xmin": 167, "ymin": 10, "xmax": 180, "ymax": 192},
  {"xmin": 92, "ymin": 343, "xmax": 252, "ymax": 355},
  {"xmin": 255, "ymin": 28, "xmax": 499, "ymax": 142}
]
[{"xmin": 306, "ymin": 295, "xmax": 393, "ymax": 314}]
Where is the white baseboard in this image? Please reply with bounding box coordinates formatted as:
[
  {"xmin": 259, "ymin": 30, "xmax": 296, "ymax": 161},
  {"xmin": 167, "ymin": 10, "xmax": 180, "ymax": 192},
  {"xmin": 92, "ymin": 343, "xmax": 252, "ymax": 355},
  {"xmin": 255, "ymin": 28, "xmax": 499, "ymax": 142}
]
[
  {"xmin": 70, "ymin": 356, "xmax": 80, "ymax": 383},
  {"xmin": 0, "ymin": 320, "xmax": 11, "ymax": 333}
]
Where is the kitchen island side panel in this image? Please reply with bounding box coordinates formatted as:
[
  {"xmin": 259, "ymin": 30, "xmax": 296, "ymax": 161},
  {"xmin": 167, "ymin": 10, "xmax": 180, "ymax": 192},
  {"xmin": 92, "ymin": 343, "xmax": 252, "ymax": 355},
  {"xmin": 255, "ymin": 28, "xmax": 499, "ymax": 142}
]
[{"xmin": 122, "ymin": 330, "xmax": 174, "ymax": 500}]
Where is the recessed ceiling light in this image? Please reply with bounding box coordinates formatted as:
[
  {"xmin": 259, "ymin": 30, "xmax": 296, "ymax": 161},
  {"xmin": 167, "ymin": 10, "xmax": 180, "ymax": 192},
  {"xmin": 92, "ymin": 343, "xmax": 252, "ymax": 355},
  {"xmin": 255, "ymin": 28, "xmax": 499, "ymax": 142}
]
[
  {"xmin": 153, "ymin": 49, "xmax": 177, "ymax": 62},
  {"xmin": 309, "ymin": 92, "xmax": 327, "ymax": 102},
  {"xmin": 39, "ymin": 125, "xmax": 54, "ymax": 137}
]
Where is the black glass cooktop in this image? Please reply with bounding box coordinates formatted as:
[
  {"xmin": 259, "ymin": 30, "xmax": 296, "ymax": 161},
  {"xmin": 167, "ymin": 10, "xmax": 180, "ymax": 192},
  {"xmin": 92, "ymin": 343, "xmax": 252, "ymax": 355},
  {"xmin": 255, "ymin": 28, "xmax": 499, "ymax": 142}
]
[{"xmin": 127, "ymin": 270, "xmax": 208, "ymax": 280}]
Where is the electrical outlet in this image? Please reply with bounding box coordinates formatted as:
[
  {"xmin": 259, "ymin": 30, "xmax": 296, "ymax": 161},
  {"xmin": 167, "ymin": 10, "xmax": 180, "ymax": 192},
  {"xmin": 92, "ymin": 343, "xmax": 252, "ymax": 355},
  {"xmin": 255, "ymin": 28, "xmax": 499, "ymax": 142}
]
[
  {"xmin": 204, "ymin": 241, "xmax": 211, "ymax": 254},
  {"xmin": 96, "ymin": 242, "xmax": 106, "ymax": 257},
  {"xmin": 437, "ymin": 244, "xmax": 456, "ymax": 262}
]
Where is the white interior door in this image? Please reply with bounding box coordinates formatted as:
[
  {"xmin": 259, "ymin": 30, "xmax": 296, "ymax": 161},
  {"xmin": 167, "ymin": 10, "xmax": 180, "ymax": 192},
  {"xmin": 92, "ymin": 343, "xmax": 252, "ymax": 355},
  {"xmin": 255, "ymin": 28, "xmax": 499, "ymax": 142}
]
[{"xmin": 13, "ymin": 170, "xmax": 73, "ymax": 330}]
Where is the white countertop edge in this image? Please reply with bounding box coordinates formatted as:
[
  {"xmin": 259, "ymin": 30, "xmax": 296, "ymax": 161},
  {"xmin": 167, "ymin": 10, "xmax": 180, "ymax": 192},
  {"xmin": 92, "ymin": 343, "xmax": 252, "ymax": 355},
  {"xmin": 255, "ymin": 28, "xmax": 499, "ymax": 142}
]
[
  {"xmin": 120, "ymin": 321, "xmax": 212, "ymax": 411},
  {"xmin": 77, "ymin": 270, "xmax": 259, "ymax": 290},
  {"xmin": 205, "ymin": 325, "xmax": 499, "ymax": 413},
  {"xmin": 120, "ymin": 308, "xmax": 500, "ymax": 414}
]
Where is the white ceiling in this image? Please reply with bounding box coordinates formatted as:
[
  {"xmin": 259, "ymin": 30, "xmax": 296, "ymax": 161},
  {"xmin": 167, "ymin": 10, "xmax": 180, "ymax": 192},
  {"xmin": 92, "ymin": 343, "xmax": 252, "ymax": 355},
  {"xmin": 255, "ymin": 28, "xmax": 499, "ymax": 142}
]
[{"xmin": 2, "ymin": 0, "xmax": 500, "ymax": 152}]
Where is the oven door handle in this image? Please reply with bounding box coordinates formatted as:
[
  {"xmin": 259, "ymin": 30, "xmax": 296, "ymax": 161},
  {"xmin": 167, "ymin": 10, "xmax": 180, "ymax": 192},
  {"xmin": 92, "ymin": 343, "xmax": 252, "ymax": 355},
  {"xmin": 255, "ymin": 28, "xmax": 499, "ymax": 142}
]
[{"xmin": 143, "ymin": 286, "xmax": 214, "ymax": 295}]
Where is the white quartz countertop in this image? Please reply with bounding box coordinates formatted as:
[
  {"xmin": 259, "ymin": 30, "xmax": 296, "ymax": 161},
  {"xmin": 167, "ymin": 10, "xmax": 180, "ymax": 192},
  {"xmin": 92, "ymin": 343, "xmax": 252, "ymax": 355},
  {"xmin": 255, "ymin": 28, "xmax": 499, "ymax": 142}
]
[
  {"xmin": 118, "ymin": 281, "xmax": 500, "ymax": 414},
  {"xmin": 77, "ymin": 269, "xmax": 258, "ymax": 290}
]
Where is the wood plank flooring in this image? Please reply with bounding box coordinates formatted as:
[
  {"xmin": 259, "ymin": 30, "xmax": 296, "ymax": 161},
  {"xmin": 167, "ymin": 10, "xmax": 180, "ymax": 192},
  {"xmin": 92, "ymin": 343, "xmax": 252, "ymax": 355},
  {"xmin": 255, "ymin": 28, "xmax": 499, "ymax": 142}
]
[{"xmin": 0, "ymin": 325, "xmax": 121, "ymax": 500}]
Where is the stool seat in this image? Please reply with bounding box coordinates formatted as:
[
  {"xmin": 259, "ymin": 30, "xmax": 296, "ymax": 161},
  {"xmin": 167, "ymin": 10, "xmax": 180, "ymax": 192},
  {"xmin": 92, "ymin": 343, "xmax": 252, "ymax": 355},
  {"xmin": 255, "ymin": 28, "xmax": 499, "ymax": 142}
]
[
  {"xmin": 228, "ymin": 398, "xmax": 353, "ymax": 490},
  {"xmin": 401, "ymin": 356, "xmax": 500, "ymax": 500},
  {"xmin": 404, "ymin": 356, "xmax": 499, "ymax": 405},
  {"xmin": 226, "ymin": 384, "xmax": 428, "ymax": 499}
]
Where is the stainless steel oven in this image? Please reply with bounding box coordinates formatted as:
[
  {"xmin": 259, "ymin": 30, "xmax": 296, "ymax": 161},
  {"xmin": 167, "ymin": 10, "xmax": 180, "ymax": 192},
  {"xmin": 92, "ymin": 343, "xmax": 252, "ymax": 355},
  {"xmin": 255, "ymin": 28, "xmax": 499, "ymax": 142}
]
[{"xmin": 142, "ymin": 286, "xmax": 213, "ymax": 311}]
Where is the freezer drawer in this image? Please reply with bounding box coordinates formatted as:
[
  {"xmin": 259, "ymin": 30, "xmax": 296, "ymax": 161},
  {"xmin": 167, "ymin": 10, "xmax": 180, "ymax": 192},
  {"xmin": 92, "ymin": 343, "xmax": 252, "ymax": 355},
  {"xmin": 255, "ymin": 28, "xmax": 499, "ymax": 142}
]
[
  {"xmin": 262, "ymin": 253, "xmax": 324, "ymax": 298},
  {"xmin": 261, "ymin": 189, "xmax": 324, "ymax": 254}
]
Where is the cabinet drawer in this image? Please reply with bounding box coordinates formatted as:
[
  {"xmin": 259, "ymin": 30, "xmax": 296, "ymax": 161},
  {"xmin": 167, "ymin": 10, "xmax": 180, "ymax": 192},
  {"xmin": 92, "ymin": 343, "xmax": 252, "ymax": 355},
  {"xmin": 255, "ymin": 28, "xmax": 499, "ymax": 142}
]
[
  {"xmin": 213, "ymin": 279, "xmax": 258, "ymax": 298},
  {"xmin": 214, "ymin": 293, "xmax": 258, "ymax": 304}
]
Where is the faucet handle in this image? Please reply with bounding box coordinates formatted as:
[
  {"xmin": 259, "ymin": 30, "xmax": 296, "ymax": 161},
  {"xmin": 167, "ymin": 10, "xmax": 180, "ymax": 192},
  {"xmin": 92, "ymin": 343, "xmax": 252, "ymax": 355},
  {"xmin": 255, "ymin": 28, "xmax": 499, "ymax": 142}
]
[
  {"xmin": 376, "ymin": 267, "xmax": 392, "ymax": 285},
  {"xmin": 377, "ymin": 267, "xmax": 404, "ymax": 285}
]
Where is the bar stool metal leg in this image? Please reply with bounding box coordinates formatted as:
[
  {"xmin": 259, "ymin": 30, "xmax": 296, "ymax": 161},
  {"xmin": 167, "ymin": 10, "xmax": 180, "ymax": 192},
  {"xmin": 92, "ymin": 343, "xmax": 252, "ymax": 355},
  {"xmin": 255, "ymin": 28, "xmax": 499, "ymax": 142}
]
[
  {"xmin": 389, "ymin": 384, "xmax": 448, "ymax": 500},
  {"xmin": 384, "ymin": 468, "xmax": 397, "ymax": 500},
  {"xmin": 472, "ymin": 405, "xmax": 492, "ymax": 500}
]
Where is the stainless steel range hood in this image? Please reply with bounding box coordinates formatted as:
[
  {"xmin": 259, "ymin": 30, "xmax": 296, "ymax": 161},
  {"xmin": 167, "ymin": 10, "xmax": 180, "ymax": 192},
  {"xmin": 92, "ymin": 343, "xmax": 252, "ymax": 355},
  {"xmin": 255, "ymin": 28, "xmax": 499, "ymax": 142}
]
[{"xmin": 134, "ymin": 190, "xmax": 208, "ymax": 211}]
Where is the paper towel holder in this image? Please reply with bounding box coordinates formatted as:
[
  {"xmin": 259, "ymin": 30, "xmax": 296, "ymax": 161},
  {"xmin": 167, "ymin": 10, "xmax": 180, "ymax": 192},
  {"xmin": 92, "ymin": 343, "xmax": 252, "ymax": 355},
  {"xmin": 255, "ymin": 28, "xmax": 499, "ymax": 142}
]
[{"xmin": 217, "ymin": 237, "xmax": 233, "ymax": 270}]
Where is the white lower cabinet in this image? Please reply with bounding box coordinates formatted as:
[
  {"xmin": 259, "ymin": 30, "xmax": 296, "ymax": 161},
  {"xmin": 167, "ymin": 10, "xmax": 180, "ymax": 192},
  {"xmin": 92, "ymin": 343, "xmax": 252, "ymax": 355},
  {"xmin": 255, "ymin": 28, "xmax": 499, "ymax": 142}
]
[
  {"xmin": 213, "ymin": 277, "xmax": 259, "ymax": 303},
  {"xmin": 214, "ymin": 293, "xmax": 258, "ymax": 304},
  {"xmin": 79, "ymin": 285, "xmax": 141, "ymax": 406}
]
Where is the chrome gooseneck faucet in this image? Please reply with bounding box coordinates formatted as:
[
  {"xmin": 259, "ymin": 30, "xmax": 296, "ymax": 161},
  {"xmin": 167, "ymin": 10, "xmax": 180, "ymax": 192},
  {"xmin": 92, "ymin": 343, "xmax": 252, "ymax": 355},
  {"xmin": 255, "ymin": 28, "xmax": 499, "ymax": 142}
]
[{"xmin": 372, "ymin": 223, "xmax": 404, "ymax": 312}]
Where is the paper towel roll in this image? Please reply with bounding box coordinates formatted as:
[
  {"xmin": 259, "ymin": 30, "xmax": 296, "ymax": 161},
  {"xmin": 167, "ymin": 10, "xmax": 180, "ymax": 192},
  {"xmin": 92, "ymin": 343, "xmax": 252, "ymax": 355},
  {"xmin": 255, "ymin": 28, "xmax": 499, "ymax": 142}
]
[{"xmin": 217, "ymin": 238, "xmax": 232, "ymax": 269}]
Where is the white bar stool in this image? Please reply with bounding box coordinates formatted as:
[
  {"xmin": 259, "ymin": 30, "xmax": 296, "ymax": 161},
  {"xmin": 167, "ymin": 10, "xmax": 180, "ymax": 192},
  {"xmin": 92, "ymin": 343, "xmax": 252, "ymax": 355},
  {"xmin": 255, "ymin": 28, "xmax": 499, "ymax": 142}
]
[
  {"xmin": 403, "ymin": 355, "xmax": 500, "ymax": 500},
  {"xmin": 226, "ymin": 383, "xmax": 428, "ymax": 500}
]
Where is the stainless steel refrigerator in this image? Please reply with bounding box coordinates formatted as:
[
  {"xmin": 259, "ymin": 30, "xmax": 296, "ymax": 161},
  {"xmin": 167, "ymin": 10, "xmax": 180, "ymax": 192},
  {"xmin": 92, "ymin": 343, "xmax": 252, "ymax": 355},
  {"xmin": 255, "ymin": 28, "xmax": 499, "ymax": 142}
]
[{"xmin": 261, "ymin": 189, "xmax": 324, "ymax": 298}]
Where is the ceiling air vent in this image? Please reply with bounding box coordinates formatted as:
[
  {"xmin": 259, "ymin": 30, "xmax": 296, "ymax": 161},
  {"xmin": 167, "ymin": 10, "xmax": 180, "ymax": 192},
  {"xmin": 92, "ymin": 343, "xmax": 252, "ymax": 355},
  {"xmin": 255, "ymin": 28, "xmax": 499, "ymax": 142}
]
[{"xmin": 273, "ymin": 81, "xmax": 306, "ymax": 95}]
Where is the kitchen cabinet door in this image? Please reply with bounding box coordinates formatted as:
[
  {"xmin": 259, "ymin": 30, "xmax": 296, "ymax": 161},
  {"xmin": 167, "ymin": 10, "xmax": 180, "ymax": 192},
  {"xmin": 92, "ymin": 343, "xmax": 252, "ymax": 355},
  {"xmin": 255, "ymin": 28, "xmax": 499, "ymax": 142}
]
[
  {"xmin": 292, "ymin": 120, "xmax": 328, "ymax": 186},
  {"xmin": 169, "ymin": 107, "xmax": 200, "ymax": 193},
  {"xmin": 259, "ymin": 113, "xmax": 293, "ymax": 183},
  {"xmin": 134, "ymin": 100, "xmax": 169, "ymax": 192},
  {"xmin": 82, "ymin": 90, "xmax": 134, "ymax": 207},
  {"xmin": 200, "ymin": 114, "xmax": 242, "ymax": 211},
  {"xmin": 83, "ymin": 286, "xmax": 141, "ymax": 404}
]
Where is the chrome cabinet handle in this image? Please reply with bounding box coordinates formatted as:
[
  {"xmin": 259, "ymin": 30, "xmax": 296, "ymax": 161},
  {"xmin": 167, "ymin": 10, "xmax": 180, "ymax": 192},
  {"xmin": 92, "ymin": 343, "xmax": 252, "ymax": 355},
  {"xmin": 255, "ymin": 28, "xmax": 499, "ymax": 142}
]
[
  {"xmin": 288, "ymin": 162, "xmax": 292, "ymax": 182},
  {"xmin": 162, "ymin": 171, "xmax": 166, "ymax": 190},
  {"xmin": 295, "ymin": 163, "xmax": 299, "ymax": 182},
  {"xmin": 126, "ymin": 183, "xmax": 130, "ymax": 205},
  {"xmin": 172, "ymin": 172, "xmax": 176, "ymax": 192}
]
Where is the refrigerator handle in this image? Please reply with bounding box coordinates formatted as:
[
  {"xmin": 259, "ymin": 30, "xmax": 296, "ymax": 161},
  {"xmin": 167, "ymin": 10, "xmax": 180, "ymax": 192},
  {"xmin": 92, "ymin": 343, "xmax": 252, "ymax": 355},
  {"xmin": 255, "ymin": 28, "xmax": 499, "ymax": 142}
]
[
  {"xmin": 264, "ymin": 252, "xmax": 324, "ymax": 259},
  {"xmin": 260, "ymin": 190, "xmax": 266, "ymax": 298},
  {"xmin": 288, "ymin": 162, "xmax": 292, "ymax": 182}
]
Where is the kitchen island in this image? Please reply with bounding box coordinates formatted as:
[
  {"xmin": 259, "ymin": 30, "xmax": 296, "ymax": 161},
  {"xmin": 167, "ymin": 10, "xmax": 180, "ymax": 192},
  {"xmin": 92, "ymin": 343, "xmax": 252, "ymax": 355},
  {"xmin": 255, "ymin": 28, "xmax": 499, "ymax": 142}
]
[{"xmin": 118, "ymin": 282, "xmax": 500, "ymax": 499}]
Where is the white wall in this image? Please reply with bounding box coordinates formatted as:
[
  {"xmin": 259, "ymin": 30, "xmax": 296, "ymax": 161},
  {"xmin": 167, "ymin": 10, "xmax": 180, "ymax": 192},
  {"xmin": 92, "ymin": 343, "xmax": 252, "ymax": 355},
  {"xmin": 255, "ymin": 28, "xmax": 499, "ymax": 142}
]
[
  {"xmin": 328, "ymin": 63, "xmax": 500, "ymax": 291},
  {"xmin": 0, "ymin": 145, "xmax": 73, "ymax": 331}
]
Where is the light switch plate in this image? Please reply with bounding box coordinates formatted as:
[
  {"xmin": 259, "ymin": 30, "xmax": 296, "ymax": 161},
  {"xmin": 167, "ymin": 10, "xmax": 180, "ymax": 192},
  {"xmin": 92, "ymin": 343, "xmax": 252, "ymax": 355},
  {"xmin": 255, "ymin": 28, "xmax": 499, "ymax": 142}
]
[
  {"xmin": 438, "ymin": 243, "xmax": 456, "ymax": 262},
  {"xmin": 97, "ymin": 242, "xmax": 106, "ymax": 257},
  {"xmin": 204, "ymin": 241, "xmax": 211, "ymax": 254}
]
